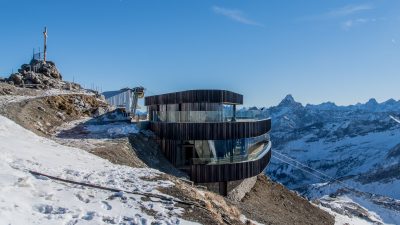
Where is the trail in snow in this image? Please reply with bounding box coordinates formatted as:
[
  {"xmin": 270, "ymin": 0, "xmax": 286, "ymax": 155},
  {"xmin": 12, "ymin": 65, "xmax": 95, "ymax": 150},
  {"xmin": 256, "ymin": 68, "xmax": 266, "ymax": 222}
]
[{"xmin": 0, "ymin": 115, "xmax": 197, "ymax": 225}]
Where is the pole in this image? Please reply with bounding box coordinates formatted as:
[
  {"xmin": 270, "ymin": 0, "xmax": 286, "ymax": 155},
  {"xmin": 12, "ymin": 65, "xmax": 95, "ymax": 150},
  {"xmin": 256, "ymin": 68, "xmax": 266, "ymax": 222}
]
[{"xmin": 43, "ymin": 27, "xmax": 48, "ymax": 64}]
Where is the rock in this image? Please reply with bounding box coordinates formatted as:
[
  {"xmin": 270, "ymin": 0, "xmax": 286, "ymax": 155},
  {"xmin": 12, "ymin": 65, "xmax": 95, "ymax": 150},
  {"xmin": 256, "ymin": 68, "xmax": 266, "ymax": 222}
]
[
  {"xmin": 9, "ymin": 73, "xmax": 23, "ymax": 86},
  {"xmin": 18, "ymin": 64, "xmax": 31, "ymax": 73},
  {"xmin": 26, "ymin": 71, "xmax": 41, "ymax": 84},
  {"xmin": 38, "ymin": 106, "xmax": 46, "ymax": 112},
  {"xmin": 5, "ymin": 59, "xmax": 72, "ymax": 90},
  {"xmin": 56, "ymin": 112, "xmax": 66, "ymax": 120},
  {"xmin": 66, "ymin": 83, "xmax": 72, "ymax": 90},
  {"xmin": 94, "ymin": 107, "xmax": 107, "ymax": 117}
]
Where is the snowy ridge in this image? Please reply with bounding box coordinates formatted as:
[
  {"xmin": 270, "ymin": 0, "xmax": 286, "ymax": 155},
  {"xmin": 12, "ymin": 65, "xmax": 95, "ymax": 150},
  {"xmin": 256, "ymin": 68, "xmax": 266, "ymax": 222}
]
[
  {"xmin": 241, "ymin": 95, "xmax": 400, "ymax": 224},
  {"xmin": 0, "ymin": 115, "xmax": 197, "ymax": 225}
]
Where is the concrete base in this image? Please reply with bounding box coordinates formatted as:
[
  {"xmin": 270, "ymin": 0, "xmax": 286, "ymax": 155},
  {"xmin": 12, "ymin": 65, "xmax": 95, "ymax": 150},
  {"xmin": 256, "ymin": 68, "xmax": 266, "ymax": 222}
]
[{"xmin": 198, "ymin": 176, "xmax": 258, "ymax": 201}]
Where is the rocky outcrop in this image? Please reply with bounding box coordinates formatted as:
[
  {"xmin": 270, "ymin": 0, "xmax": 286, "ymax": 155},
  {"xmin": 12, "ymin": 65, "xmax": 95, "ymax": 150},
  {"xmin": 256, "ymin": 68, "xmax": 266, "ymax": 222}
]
[
  {"xmin": 227, "ymin": 176, "xmax": 257, "ymax": 202},
  {"xmin": 5, "ymin": 59, "xmax": 81, "ymax": 90}
]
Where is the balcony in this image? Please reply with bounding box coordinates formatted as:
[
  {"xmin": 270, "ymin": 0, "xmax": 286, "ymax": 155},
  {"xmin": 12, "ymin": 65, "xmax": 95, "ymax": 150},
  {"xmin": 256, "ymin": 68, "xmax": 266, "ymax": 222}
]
[
  {"xmin": 191, "ymin": 138, "xmax": 271, "ymax": 165},
  {"xmin": 190, "ymin": 141, "xmax": 272, "ymax": 183},
  {"xmin": 152, "ymin": 110, "xmax": 268, "ymax": 123}
]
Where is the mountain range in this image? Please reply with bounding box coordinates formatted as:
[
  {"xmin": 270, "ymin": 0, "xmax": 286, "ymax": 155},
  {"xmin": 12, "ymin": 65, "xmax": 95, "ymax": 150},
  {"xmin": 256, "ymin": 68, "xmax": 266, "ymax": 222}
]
[{"xmin": 239, "ymin": 94, "xmax": 400, "ymax": 224}]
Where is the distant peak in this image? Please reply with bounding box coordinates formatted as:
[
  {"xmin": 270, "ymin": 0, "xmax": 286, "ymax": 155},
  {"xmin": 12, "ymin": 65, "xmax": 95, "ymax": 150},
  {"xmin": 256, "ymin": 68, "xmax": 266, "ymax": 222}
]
[
  {"xmin": 278, "ymin": 94, "xmax": 302, "ymax": 107},
  {"xmin": 366, "ymin": 98, "xmax": 378, "ymax": 105},
  {"xmin": 283, "ymin": 94, "xmax": 295, "ymax": 102},
  {"xmin": 384, "ymin": 98, "xmax": 396, "ymax": 105}
]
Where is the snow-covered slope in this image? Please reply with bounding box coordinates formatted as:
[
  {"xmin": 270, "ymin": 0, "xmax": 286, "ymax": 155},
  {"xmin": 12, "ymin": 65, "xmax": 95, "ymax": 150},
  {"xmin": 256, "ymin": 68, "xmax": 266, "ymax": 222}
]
[
  {"xmin": 242, "ymin": 95, "xmax": 400, "ymax": 224},
  {"xmin": 0, "ymin": 115, "xmax": 196, "ymax": 225}
]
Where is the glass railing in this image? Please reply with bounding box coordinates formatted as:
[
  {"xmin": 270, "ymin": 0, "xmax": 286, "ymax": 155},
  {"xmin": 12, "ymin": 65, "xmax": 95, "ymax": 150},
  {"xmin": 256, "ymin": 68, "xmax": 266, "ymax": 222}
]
[
  {"xmin": 152, "ymin": 110, "xmax": 269, "ymax": 123},
  {"xmin": 153, "ymin": 111, "xmax": 232, "ymax": 122},
  {"xmin": 235, "ymin": 110, "xmax": 269, "ymax": 121},
  {"xmin": 191, "ymin": 140, "xmax": 271, "ymax": 165}
]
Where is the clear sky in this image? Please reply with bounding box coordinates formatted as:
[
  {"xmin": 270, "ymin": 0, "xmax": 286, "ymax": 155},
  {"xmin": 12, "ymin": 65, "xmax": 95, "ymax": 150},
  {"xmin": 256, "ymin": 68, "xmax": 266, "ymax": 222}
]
[{"xmin": 0, "ymin": 0, "xmax": 399, "ymax": 107}]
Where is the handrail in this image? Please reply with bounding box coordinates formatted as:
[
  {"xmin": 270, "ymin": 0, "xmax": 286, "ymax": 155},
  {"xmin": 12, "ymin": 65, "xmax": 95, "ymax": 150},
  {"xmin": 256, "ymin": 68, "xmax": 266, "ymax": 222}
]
[{"xmin": 191, "ymin": 141, "xmax": 271, "ymax": 165}]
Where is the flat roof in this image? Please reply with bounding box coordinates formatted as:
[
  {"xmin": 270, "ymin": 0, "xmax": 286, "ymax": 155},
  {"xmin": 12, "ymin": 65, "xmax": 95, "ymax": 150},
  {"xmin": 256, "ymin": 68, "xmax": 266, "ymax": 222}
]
[{"xmin": 144, "ymin": 89, "xmax": 243, "ymax": 106}]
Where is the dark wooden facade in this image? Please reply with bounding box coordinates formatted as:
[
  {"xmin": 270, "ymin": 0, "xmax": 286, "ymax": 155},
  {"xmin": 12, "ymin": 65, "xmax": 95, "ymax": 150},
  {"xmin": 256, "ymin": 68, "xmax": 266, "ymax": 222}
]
[
  {"xmin": 150, "ymin": 119, "xmax": 271, "ymax": 140},
  {"xmin": 145, "ymin": 89, "xmax": 272, "ymax": 185},
  {"xmin": 190, "ymin": 148, "xmax": 272, "ymax": 183},
  {"xmin": 145, "ymin": 89, "xmax": 243, "ymax": 106}
]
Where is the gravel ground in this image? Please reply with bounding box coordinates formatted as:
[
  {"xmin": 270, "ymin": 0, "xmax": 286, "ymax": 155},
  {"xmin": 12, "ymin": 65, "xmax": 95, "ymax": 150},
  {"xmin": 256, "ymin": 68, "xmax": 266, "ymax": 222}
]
[{"xmin": 236, "ymin": 175, "xmax": 335, "ymax": 225}]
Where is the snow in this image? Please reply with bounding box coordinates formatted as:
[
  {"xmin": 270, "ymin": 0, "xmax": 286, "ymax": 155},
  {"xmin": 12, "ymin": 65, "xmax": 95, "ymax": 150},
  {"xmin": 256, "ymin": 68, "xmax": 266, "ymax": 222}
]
[
  {"xmin": 271, "ymin": 128, "xmax": 400, "ymax": 190},
  {"xmin": 318, "ymin": 204, "xmax": 377, "ymax": 225},
  {"xmin": 0, "ymin": 115, "xmax": 197, "ymax": 225},
  {"xmin": 317, "ymin": 194, "xmax": 400, "ymax": 225},
  {"xmin": 0, "ymin": 88, "xmax": 95, "ymax": 108},
  {"xmin": 84, "ymin": 123, "xmax": 139, "ymax": 138}
]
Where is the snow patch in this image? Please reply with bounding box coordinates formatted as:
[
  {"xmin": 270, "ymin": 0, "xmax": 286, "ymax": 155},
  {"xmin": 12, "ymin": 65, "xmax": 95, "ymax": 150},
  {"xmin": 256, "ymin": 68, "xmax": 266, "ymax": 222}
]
[
  {"xmin": 85, "ymin": 123, "xmax": 139, "ymax": 137},
  {"xmin": 0, "ymin": 115, "xmax": 197, "ymax": 224}
]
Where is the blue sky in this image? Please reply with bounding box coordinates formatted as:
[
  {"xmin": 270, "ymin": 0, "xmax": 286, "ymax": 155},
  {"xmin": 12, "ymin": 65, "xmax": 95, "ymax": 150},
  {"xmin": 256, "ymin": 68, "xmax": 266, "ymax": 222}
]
[{"xmin": 0, "ymin": 0, "xmax": 399, "ymax": 107}]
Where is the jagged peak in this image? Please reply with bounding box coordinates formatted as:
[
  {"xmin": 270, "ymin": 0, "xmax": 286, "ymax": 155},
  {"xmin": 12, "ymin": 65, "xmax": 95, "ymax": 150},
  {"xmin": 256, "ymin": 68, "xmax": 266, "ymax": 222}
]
[
  {"xmin": 283, "ymin": 94, "xmax": 295, "ymax": 102},
  {"xmin": 278, "ymin": 94, "xmax": 302, "ymax": 107},
  {"xmin": 366, "ymin": 98, "xmax": 378, "ymax": 105}
]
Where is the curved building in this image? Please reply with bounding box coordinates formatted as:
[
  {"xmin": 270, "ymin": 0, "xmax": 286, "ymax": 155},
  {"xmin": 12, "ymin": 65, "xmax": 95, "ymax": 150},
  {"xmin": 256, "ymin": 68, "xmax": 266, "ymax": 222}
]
[{"xmin": 145, "ymin": 90, "xmax": 272, "ymax": 195}]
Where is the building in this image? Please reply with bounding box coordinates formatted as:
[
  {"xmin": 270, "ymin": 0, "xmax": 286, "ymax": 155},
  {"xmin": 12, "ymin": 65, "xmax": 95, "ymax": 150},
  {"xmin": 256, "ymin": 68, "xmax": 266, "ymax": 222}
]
[
  {"xmin": 103, "ymin": 87, "xmax": 145, "ymax": 116},
  {"xmin": 103, "ymin": 88, "xmax": 135, "ymax": 111},
  {"xmin": 145, "ymin": 89, "xmax": 272, "ymax": 195}
]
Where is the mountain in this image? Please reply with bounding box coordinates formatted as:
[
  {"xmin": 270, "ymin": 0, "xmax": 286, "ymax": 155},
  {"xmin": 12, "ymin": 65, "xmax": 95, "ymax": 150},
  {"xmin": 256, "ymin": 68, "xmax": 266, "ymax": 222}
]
[{"xmin": 243, "ymin": 95, "xmax": 400, "ymax": 224}]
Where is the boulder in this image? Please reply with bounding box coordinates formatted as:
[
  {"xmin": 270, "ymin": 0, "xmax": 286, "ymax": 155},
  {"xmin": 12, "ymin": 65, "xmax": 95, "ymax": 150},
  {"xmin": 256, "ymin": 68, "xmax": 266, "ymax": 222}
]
[
  {"xmin": 56, "ymin": 112, "xmax": 66, "ymax": 120},
  {"xmin": 26, "ymin": 71, "xmax": 41, "ymax": 84},
  {"xmin": 18, "ymin": 64, "xmax": 31, "ymax": 73},
  {"xmin": 9, "ymin": 73, "xmax": 23, "ymax": 85},
  {"xmin": 94, "ymin": 107, "xmax": 107, "ymax": 117}
]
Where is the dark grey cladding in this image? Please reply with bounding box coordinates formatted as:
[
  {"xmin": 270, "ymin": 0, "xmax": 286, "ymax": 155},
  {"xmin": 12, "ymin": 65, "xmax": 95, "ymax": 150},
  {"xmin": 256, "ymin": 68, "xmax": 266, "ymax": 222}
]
[{"xmin": 145, "ymin": 89, "xmax": 243, "ymax": 106}]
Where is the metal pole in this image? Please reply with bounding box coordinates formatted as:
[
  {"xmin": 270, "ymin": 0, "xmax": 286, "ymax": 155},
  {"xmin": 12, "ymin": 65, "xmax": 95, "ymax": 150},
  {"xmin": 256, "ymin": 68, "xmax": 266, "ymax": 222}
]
[
  {"xmin": 232, "ymin": 104, "xmax": 236, "ymax": 122},
  {"xmin": 43, "ymin": 27, "xmax": 47, "ymax": 64}
]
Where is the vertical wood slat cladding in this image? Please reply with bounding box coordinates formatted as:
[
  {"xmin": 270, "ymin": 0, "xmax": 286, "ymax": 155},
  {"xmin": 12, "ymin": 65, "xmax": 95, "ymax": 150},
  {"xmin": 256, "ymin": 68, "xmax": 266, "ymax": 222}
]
[
  {"xmin": 145, "ymin": 90, "xmax": 243, "ymax": 106},
  {"xmin": 149, "ymin": 119, "xmax": 271, "ymax": 140},
  {"xmin": 159, "ymin": 139, "xmax": 180, "ymax": 165},
  {"xmin": 190, "ymin": 149, "xmax": 272, "ymax": 183}
]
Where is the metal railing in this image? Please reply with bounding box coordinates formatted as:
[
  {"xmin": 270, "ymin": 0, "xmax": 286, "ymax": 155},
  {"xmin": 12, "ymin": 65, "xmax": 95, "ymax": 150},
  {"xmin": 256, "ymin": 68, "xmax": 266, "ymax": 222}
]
[{"xmin": 191, "ymin": 140, "xmax": 271, "ymax": 165}]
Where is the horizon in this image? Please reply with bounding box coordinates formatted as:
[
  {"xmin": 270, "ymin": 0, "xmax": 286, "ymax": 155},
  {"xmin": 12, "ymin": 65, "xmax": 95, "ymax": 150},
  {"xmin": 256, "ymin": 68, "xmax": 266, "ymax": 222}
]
[
  {"xmin": 244, "ymin": 93, "xmax": 400, "ymax": 108},
  {"xmin": 1, "ymin": 0, "xmax": 399, "ymax": 106}
]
